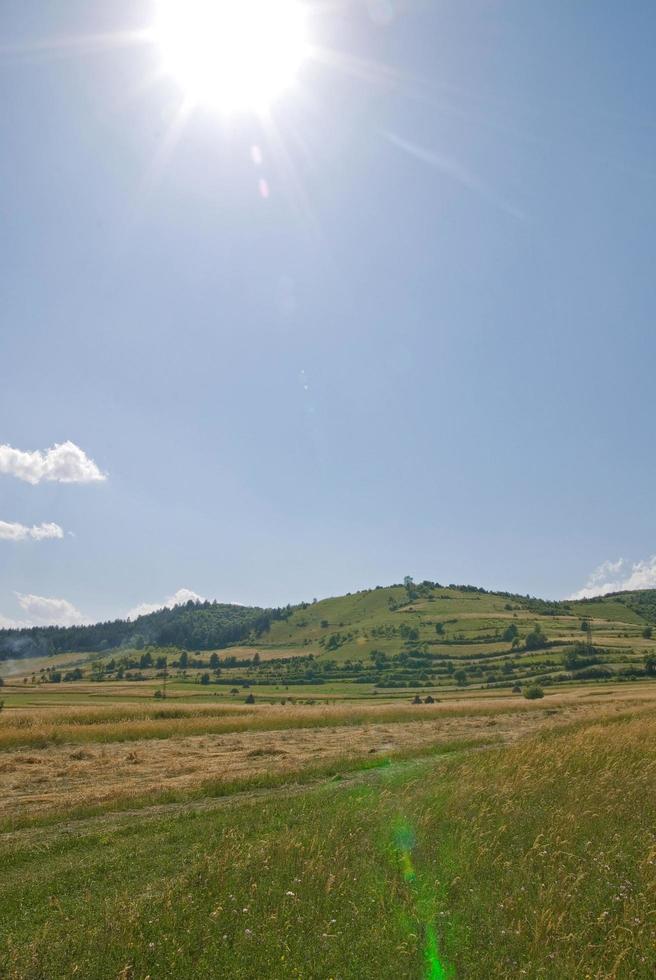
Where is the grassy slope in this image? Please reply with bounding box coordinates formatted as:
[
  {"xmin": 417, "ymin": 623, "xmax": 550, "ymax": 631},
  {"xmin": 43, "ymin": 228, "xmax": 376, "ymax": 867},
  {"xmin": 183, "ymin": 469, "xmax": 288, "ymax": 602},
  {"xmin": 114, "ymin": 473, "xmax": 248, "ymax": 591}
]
[
  {"xmin": 233, "ymin": 587, "xmax": 655, "ymax": 692},
  {"xmin": 2, "ymin": 709, "xmax": 655, "ymax": 979},
  {"xmin": 3, "ymin": 585, "xmax": 655, "ymax": 696},
  {"xmin": 255, "ymin": 585, "xmax": 650, "ymax": 659}
]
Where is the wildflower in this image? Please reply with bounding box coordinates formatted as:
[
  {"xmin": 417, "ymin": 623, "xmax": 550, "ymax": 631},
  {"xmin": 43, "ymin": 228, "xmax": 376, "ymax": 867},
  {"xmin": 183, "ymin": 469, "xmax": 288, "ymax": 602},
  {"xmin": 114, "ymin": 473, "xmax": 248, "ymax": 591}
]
[
  {"xmin": 285, "ymin": 891, "xmax": 295, "ymax": 897},
  {"xmin": 244, "ymin": 929, "xmax": 253, "ymax": 938}
]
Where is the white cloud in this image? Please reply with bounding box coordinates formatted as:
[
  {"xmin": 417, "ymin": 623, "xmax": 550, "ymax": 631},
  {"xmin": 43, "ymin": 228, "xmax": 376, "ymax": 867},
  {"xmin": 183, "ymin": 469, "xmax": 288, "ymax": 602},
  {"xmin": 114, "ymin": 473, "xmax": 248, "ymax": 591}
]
[
  {"xmin": 127, "ymin": 587, "xmax": 205, "ymax": 620},
  {"xmin": 0, "ymin": 614, "xmax": 23, "ymax": 629},
  {"xmin": 0, "ymin": 441, "xmax": 106, "ymax": 485},
  {"xmin": 0, "ymin": 520, "xmax": 64, "ymax": 542},
  {"xmin": 570, "ymin": 556, "xmax": 656, "ymax": 600},
  {"xmin": 14, "ymin": 592, "xmax": 85, "ymax": 626}
]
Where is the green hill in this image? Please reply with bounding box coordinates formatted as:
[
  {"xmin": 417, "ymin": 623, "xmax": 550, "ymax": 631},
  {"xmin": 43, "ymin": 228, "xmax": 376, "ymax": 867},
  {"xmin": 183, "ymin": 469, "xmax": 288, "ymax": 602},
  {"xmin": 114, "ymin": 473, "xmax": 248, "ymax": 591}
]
[
  {"xmin": 3, "ymin": 580, "xmax": 656, "ymax": 694},
  {"xmin": 237, "ymin": 580, "xmax": 656, "ymax": 660}
]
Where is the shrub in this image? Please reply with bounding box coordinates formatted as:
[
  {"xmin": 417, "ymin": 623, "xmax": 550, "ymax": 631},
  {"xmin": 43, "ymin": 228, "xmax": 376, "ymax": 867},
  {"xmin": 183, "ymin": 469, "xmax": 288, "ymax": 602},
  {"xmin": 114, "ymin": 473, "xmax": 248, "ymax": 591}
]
[
  {"xmin": 575, "ymin": 666, "xmax": 612, "ymax": 680},
  {"xmin": 563, "ymin": 643, "xmax": 587, "ymax": 667},
  {"xmin": 525, "ymin": 626, "xmax": 547, "ymax": 651},
  {"xmin": 523, "ymin": 683, "xmax": 545, "ymax": 700}
]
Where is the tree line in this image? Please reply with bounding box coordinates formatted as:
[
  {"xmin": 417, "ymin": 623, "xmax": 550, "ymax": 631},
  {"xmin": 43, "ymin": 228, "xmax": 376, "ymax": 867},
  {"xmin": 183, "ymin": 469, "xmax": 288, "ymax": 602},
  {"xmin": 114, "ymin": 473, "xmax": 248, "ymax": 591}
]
[{"xmin": 0, "ymin": 599, "xmax": 292, "ymax": 661}]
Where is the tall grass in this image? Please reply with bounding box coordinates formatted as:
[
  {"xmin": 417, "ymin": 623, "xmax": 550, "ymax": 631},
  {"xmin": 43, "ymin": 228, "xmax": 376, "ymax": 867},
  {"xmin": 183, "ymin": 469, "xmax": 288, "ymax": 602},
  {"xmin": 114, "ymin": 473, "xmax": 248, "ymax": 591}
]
[
  {"xmin": 0, "ymin": 699, "xmax": 557, "ymax": 750},
  {"xmin": 2, "ymin": 711, "xmax": 655, "ymax": 978},
  {"xmin": 418, "ymin": 712, "xmax": 656, "ymax": 977}
]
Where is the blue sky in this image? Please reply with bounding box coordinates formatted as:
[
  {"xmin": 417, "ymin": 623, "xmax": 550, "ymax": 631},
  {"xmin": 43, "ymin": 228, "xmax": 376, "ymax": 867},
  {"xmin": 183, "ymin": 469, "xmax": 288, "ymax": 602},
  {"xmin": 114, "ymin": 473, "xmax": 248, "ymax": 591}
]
[{"xmin": 2, "ymin": 0, "xmax": 656, "ymax": 625}]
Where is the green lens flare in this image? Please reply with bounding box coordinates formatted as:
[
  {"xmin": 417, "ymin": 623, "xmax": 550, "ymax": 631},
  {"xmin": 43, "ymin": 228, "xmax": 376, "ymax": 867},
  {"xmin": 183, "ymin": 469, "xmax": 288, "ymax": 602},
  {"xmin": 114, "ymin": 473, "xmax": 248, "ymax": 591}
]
[
  {"xmin": 393, "ymin": 822, "xmax": 451, "ymax": 979},
  {"xmin": 424, "ymin": 924, "xmax": 448, "ymax": 980}
]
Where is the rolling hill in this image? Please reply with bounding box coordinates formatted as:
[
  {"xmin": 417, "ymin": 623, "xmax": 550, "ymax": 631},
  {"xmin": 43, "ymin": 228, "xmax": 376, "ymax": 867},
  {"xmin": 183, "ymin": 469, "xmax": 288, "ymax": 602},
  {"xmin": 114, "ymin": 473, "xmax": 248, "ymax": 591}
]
[{"xmin": 2, "ymin": 580, "xmax": 655, "ymax": 695}]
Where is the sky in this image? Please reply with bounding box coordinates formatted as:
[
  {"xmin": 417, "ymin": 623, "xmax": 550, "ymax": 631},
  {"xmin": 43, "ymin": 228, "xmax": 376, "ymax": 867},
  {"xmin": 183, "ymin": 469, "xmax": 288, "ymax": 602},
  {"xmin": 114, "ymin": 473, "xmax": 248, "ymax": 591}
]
[{"xmin": 1, "ymin": 0, "xmax": 656, "ymax": 626}]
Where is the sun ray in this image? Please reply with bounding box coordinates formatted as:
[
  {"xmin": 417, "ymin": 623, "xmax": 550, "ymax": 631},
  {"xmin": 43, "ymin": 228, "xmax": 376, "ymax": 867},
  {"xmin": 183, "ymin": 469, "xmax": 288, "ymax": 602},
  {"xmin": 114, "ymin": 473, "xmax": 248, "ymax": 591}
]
[
  {"xmin": 135, "ymin": 96, "xmax": 196, "ymax": 207},
  {"xmin": 0, "ymin": 30, "xmax": 151, "ymax": 65}
]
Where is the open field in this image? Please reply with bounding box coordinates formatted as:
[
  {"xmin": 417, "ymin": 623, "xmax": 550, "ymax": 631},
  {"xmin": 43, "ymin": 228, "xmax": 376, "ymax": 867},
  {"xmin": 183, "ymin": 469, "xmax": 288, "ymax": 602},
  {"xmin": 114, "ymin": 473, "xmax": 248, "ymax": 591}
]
[
  {"xmin": 3, "ymin": 589, "xmax": 656, "ymax": 976},
  {"xmin": 1, "ymin": 675, "xmax": 656, "ymax": 977},
  {"xmin": 1, "ymin": 681, "xmax": 656, "ymax": 978},
  {"xmin": 5, "ymin": 687, "xmax": 656, "ymax": 825}
]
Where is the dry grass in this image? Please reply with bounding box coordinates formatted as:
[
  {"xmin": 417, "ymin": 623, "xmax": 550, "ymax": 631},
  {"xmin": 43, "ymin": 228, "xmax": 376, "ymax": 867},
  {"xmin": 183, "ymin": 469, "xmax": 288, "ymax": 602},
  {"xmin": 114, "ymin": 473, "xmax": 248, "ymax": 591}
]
[
  {"xmin": 0, "ymin": 717, "xmax": 485, "ymax": 820},
  {"xmin": 0, "ymin": 693, "xmax": 648, "ymax": 821},
  {"xmin": 4, "ymin": 683, "xmax": 656, "ymax": 753}
]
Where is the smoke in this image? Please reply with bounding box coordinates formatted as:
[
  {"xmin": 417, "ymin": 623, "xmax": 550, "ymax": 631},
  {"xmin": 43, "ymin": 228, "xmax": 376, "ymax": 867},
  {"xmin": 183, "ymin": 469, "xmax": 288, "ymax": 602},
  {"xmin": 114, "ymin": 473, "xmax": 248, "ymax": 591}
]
[{"xmin": 0, "ymin": 632, "xmax": 52, "ymax": 667}]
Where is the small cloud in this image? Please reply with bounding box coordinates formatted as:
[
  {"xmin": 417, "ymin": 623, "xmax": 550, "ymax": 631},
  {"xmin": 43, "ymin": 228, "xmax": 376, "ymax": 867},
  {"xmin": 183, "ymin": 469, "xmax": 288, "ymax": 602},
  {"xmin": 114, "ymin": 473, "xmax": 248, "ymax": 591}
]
[
  {"xmin": 0, "ymin": 520, "xmax": 64, "ymax": 542},
  {"xmin": 14, "ymin": 592, "xmax": 85, "ymax": 626},
  {"xmin": 0, "ymin": 613, "xmax": 22, "ymax": 629},
  {"xmin": 570, "ymin": 555, "xmax": 656, "ymax": 599},
  {"xmin": 127, "ymin": 587, "xmax": 205, "ymax": 620},
  {"xmin": 0, "ymin": 441, "xmax": 106, "ymax": 485}
]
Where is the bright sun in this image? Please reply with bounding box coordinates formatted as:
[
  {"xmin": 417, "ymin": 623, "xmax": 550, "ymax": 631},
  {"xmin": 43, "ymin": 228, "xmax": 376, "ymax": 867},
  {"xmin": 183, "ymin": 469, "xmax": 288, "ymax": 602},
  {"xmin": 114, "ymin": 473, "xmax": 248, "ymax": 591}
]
[{"xmin": 153, "ymin": 0, "xmax": 309, "ymax": 113}]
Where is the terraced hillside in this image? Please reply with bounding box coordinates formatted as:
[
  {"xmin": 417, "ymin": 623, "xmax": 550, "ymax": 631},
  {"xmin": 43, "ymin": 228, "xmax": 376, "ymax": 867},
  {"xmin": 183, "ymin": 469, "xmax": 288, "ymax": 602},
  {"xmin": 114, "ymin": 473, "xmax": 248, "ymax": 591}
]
[{"xmin": 3, "ymin": 583, "xmax": 656, "ymax": 699}]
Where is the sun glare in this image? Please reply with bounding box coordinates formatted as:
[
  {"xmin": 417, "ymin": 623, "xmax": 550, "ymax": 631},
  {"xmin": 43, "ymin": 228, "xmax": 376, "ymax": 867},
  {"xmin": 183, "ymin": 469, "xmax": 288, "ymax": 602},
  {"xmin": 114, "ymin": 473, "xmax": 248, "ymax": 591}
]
[{"xmin": 153, "ymin": 0, "xmax": 309, "ymax": 113}]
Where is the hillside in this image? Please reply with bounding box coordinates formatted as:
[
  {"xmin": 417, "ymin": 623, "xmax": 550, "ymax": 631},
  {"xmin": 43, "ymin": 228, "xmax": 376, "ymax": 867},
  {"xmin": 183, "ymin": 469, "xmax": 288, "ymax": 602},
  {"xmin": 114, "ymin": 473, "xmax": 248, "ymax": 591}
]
[
  {"xmin": 3, "ymin": 580, "xmax": 656, "ymax": 695},
  {"xmin": 218, "ymin": 580, "xmax": 656, "ymax": 690},
  {"xmin": 0, "ymin": 599, "xmax": 278, "ymax": 661}
]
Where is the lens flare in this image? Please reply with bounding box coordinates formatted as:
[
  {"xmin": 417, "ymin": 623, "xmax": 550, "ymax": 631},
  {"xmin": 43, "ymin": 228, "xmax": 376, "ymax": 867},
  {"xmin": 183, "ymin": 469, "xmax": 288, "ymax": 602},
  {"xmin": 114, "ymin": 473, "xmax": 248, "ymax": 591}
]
[{"xmin": 393, "ymin": 822, "xmax": 451, "ymax": 979}]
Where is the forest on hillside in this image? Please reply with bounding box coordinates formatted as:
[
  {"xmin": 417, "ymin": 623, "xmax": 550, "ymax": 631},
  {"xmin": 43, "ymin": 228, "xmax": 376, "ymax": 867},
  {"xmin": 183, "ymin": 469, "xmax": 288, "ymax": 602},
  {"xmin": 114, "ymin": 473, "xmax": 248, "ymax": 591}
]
[{"xmin": 0, "ymin": 599, "xmax": 287, "ymax": 660}]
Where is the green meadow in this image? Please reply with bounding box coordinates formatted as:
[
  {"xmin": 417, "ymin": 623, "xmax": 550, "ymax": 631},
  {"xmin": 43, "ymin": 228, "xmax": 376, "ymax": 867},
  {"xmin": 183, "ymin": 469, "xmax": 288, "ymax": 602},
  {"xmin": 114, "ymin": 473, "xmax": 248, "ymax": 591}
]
[
  {"xmin": 2, "ymin": 704, "xmax": 655, "ymax": 979},
  {"xmin": 2, "ymin": 583, "xmax": 656, "ymax": 977}
]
